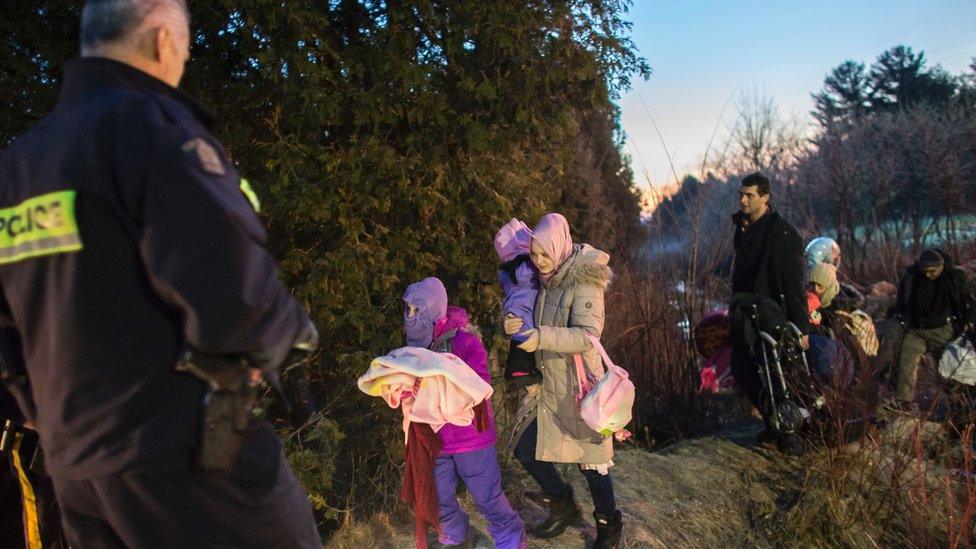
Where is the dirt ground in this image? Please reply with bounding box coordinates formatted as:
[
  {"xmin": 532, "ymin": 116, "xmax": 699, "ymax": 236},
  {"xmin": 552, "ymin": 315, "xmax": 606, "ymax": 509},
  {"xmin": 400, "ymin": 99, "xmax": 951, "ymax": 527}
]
[{"xmin": 328, "ymin": 422, "xmax": 808, "ymax": 548}]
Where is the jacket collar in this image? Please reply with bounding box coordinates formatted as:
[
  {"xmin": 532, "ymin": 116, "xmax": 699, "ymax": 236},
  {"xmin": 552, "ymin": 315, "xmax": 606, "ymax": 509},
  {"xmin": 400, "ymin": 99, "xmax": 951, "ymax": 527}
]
[
  {"xmin": 432, "ymin": 306, "xmax": 469, "ymax": 342},
  {"xmin": 546, "ymin": 244, "xmax": 612, "ymax": 289},
  {"xmin": 58, "ymin": 57, "xmax": 215, "ymax": 128},
  {"xmin": 733, "ymin": 208, "xmax": 778, "ymax": 231}
]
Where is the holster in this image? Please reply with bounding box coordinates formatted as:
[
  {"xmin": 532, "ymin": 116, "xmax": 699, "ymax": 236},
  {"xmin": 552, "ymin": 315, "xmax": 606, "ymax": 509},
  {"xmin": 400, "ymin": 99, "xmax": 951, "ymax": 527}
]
[
  {"xmin": 176, "ymin": 352, "xmax": 259, "ymax": 474},
  {"xmin": 0, "ymin": 420, "xmax": 46, "ymax": 475},
  {"xmin": 0, "ymin": 419, "xmax": 21, "ymax": 454}
]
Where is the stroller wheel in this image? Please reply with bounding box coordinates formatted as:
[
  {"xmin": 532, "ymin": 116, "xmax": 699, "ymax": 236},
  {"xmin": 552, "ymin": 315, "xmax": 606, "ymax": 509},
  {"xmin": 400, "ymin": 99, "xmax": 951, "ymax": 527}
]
[
  {"xmin": 777, "ymin": 432, "xmax": 806, "ymax": 456},
  {"xmin": 774, "ymin": 401, "xmax": 806, "ymax": 433}
]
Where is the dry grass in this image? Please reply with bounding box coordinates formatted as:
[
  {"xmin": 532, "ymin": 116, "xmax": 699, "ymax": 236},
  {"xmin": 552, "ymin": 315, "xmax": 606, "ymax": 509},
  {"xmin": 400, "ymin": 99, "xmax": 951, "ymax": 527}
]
[{"xmin": 328, "ymin": 434, "xmax": 808, "ymax": 548}]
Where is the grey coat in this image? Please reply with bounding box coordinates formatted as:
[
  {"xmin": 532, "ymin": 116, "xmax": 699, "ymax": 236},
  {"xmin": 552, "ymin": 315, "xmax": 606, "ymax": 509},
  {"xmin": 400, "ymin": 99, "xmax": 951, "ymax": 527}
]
[{"xmin": 515, "ymin": 243, "xmax": 613, "ymax": 464}]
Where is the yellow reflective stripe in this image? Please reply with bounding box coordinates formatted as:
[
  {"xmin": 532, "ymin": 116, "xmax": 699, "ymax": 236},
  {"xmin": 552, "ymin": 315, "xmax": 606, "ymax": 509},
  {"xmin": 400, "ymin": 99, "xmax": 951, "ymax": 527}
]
[
  {"xmin": 11, "ymin": 434, "xmax": 42, "ymax": 549},
  {"xmin": 0, "ymin": 190, "xmax": 83, "ymax": 265},
  {"xmin": 239, "ymin": 178, "xmax": 261, "ymax": 213}
]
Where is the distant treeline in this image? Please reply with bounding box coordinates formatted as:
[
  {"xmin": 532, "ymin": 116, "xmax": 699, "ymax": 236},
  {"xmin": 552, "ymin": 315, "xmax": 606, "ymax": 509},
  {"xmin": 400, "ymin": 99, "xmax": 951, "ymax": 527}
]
[{"xmin": 0, "ymin": 1, "xmax": 649, "ymax": 530}]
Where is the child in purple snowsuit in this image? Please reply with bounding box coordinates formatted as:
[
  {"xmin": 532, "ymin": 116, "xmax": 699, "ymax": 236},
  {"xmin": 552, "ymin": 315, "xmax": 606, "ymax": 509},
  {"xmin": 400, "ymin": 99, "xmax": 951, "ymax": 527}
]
[
  {"xmin": 494, "ymin": 219, "xmax": 543, "ymax": 387},
  {"xmin": 403, "ymin": 278, "xmax": 525, "ymax": 549}
]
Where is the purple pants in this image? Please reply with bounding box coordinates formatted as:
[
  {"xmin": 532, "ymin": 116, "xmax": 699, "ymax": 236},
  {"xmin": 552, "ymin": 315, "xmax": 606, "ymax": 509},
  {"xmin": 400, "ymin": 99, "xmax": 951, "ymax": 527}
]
[{"xmin": 434, "ymin": 446, "xmax": 525, "ymax": 548}]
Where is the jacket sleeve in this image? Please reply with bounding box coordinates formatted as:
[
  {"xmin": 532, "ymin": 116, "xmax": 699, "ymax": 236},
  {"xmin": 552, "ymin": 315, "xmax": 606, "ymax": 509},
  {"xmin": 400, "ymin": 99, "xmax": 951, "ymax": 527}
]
[
  {"xmin": 776, "ymin": 227, "xmax": 810, "ymax": 335},
  {"xmin": 537, "ymin": 284, "xmax": 605, "ymax": 354},
  {"xmin": 952, "ymin": 270, "xmax": 976, "ymax": 325},
  {"xmin": 135, "ymin": 127, "xmax": 309, "ymax": 367},
  {"xmin": 452, "ymin": 332, "xmax": 490, "ymax": 383},
  {"xmin": 894, "ymin": 269, "xmax": 912, "ymax": 319}
]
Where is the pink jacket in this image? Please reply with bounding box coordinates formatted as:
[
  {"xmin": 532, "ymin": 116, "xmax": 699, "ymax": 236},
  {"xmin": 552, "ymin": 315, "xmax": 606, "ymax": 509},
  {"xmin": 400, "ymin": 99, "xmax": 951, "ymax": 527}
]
[{"xmin": 431, "ymin": 307, "xmax": 497, "ymax": 454}]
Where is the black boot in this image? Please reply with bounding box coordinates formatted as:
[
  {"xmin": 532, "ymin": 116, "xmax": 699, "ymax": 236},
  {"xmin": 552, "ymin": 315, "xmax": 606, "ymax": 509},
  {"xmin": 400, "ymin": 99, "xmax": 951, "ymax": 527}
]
[
  {"xmin": 593, "ymin": 510, "xmax": 622, "ymax": 548},
  {"xmin": 530, "ymin": 485, "xmax": 580, "ymax": 539}
]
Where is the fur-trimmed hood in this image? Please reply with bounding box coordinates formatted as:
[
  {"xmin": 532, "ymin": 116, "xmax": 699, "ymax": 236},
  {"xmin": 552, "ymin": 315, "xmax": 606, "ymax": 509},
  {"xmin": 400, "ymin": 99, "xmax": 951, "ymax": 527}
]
[{"xmin": 546, "ymin": 244, "xmax": 613, "ymax": 290}]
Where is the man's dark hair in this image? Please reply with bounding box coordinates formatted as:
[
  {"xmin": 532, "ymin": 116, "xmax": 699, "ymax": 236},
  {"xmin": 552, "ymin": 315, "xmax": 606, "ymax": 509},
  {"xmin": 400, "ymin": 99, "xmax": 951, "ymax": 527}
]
[
  {"xmin": 918, "ymin": 249, "xmax": 945, "ymax": 269},
  {"xmin": 741, "ymin": 172, "xmax": 771, "ymax": 196},
  {"xmin": 80, "ymin": 0, "xmax": 187, "ymax": 51}
]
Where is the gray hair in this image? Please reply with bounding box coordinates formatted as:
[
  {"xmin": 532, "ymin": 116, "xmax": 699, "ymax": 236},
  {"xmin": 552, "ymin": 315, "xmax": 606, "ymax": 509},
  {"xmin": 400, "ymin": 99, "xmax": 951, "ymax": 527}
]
[{"xmin": 80, "ymin": 0, "xmax": 188, "ymax": 51}]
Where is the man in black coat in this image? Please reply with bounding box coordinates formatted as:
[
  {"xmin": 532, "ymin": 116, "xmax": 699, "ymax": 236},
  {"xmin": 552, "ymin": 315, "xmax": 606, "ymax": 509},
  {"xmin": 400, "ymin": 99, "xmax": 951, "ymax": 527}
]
[
  {"xmin": 729, "ymin": 172, "xmax": 809, "ymax": 452},
  {"xmin": 889, "ymin": 249, "xmax": 975, "ymax": 409}
]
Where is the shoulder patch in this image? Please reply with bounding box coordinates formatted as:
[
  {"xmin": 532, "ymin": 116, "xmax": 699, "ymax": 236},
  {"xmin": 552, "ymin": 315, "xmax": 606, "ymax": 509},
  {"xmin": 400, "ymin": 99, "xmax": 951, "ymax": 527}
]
[
  {"xmin": 181, "ymin": 137, "xmax": 226, "ymax": 176},
  {"xmin": 0, "ymin": 190, "xmax": 83, "ymax": 265}
]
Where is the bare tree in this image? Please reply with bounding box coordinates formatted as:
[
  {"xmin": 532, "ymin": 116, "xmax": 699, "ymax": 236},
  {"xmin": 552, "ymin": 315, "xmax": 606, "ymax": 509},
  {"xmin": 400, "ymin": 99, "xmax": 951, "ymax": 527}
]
[{"xmin": 723, "ymin": 86, "xmax": 807, "ymax": 177}]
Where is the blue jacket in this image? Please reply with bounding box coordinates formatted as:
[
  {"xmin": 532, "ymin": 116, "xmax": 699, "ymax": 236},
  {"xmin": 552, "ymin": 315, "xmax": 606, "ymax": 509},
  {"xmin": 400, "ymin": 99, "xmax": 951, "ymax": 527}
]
[{"xmin": 498, "ymin": 254, "xmax": 538, "ymax": 343}]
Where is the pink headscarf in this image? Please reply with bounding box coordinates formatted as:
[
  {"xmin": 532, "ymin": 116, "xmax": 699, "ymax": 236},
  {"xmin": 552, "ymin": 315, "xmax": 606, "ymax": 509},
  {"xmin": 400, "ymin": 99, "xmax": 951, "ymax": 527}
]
[{"xmin": 532, "ymin": 213, "xmax": 574, "ymax": 285}]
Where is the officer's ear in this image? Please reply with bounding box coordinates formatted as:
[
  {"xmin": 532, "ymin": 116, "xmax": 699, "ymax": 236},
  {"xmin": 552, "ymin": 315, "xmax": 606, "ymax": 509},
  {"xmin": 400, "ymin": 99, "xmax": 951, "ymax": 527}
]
[
  {"xmin": 154, "ymin": 25, "xmax": 178, "ymax": 63},
  {"xmin": 151, "ymin": 26, "xmax": 165, "ymax": 59},
  {"xmin": 152, "ymin": 22, "xmax": 189, "ymax": 88}
]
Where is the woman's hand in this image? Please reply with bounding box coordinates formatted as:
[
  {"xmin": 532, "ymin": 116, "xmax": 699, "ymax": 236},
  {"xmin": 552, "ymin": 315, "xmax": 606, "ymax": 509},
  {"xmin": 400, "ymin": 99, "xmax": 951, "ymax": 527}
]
[
  {"xmin": 517, "ymin": 329, "xmax": 540, "ymax": 352},
  {"xmin": 503, "ymin": 314, "xmax": 524, "ymax": 336}
]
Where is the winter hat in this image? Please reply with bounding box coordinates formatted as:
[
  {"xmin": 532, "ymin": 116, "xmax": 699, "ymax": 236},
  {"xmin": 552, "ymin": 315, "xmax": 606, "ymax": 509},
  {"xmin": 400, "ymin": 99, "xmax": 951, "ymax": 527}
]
[
  {"xmin": 809, "ymin": 263, "xmax": 840, "ymax": 308},
  {"xmin": 918, "ymin": 249, "xmax": 944, "ymax": 269},
  {"xmin": 531, "ymin": 213, "xmax": 574, "ymax": 285},
  {"xmin": 403, "ymin": 277, "xmax": 448, "ymax": 348},
  {"xmin": 493, "ymin": 218, "xmax": 533, "ymax": 263}
]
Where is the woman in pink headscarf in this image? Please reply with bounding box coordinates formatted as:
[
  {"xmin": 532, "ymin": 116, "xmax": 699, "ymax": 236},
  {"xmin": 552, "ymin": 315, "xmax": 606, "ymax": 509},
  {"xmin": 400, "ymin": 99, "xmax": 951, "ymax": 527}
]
[{"xmin": 503, "ymin": 213, "xmax": 621, "ymax": 548}]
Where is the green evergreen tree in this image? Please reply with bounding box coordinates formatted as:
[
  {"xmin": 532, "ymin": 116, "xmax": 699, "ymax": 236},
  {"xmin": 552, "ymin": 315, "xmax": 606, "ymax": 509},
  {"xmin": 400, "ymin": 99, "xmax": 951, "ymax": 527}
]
[
  {"xmin": 0, "ymin": 0, "xmax": 649, "ymax": 529},
  {"xmin": 812, "ymin": 45, "xmax": 966, "ymax": 129},
  {"xmin": 869, "ymin": 45, "xmax": 956, "ymax": 111},
  {"xmin": 812, "ymin": 60, "xmax": 870, "ymax": 128}
]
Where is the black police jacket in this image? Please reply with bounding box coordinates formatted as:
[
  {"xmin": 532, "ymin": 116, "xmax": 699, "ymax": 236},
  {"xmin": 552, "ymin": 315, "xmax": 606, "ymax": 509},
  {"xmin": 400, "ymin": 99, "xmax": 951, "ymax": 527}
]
[{"xmin": 0, "ymin": 57, "xmax": 310, "ymax": 479}]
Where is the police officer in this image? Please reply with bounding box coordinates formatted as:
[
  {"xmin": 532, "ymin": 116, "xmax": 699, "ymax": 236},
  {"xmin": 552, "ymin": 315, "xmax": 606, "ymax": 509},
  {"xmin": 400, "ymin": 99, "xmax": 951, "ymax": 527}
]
[{"xmin": 0, "ymin": 1, "xmax": 321, "ymax": 546}]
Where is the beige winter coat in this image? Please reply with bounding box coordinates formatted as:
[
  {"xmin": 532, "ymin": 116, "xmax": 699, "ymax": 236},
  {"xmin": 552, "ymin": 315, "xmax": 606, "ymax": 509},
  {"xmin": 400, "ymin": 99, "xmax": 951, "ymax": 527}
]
[{"xmin": 514, "ymin": 243, "xmax": 613, "ymax": 464}]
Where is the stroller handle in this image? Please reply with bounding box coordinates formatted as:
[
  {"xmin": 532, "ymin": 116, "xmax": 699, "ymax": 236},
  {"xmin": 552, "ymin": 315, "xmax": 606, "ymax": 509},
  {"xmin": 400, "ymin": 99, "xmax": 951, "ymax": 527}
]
[{"xmin": 759, "ymin": 331, "xmax": 779, "ymax": 348}]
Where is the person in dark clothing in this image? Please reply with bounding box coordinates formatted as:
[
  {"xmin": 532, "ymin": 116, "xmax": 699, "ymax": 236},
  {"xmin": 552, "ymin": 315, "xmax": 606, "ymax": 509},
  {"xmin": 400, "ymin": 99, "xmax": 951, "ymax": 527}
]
[
  {"xmin": 888, "ymin": 249, "xmax": 975, "ymax": 410},
  {"xmin": 728, "ymin": 172, "xmax": 809, "ymax": 453},
  {"xmin": 730, "ymin": 175, "xmax": 809, "ymax": 337},
  {"xmin": 0, "ymin": 2, "xmax": 320, "ymax": 547}
]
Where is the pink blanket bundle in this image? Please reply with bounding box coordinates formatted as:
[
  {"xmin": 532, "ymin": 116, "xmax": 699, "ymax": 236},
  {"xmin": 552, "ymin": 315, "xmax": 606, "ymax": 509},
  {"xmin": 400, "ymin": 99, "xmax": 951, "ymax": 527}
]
[{"xmin": 358, "ymin": 347, "xmax": 493, "ymax": 437}]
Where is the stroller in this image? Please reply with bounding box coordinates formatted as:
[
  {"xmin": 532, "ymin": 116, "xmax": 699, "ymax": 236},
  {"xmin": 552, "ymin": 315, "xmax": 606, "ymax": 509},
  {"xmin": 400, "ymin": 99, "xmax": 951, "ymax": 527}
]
[
  {"xmin": 748, "ymin": 306, "xmax": 827, "ymax": 435},
  {"xmin": 732, "ymin": 295, "xmax": 828, "ymax": 443}
]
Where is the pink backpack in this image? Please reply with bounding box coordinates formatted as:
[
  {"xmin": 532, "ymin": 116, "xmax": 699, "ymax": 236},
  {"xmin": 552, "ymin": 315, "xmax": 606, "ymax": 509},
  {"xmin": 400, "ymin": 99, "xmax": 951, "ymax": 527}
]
[
  {"xmin": 697, "ymin": 346, "xmax": 737, "ymax": 394},
  {"xmin": 573, "ymin": 335, "xmax": 636, "ymax": 436}
]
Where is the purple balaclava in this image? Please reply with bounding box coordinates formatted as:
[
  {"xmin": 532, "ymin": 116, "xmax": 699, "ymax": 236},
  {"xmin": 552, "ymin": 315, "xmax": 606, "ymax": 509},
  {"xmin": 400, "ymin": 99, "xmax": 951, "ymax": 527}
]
[{"xmin": 403, "ymin": 277, "xmax": 448, "ymax": 348}]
